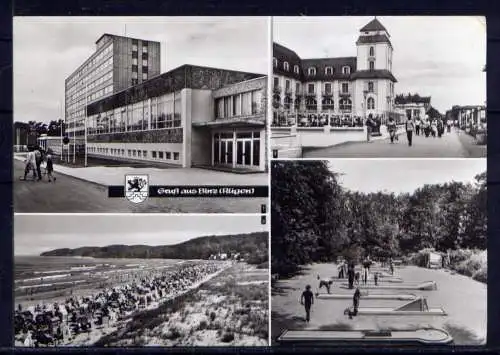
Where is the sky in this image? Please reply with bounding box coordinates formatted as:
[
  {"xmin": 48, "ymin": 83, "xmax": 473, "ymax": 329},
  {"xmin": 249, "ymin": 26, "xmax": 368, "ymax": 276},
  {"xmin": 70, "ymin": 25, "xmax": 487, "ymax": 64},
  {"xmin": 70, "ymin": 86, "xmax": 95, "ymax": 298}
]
[
  {"xmin": 330, "ymin": 158, "xmax": 486, "ymax": 194},
  {"xmin": 274, "ymin": 16, "xmax": 486, "ymax": 113},
  {"xmin": 13, "ymin": 16, "xmax": 269, "ymax": 124},
  {"xmin": 14, "ymin": 214, "xmax": 267, "ymax": 256}
]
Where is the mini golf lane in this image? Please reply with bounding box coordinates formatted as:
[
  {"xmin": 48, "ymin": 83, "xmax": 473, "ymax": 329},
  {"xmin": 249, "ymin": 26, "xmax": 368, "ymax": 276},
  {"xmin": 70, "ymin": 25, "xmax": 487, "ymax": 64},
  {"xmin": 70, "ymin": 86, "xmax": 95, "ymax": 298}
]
[
  {"xmin": 340, "ymin": 281, "xmax": 437, "ymax": 290},
  {"xmin": 316, "ymin": 293, "xmax": 417, "ymax": 301},
  {"xmin": 276, "ymin": 328, "xmax": 453, "ymax": 346}
]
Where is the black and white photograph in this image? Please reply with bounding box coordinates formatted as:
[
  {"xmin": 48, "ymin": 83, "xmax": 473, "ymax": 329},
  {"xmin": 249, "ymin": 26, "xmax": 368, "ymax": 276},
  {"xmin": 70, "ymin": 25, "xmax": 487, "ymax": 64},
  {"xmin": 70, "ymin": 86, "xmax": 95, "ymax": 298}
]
[
  {"xmin": 13, "ymin": 16, "xmax": 269, "ymax": 213},
  {"xmin": 271, "ymin": 159, "xmax": 486, "ymax": 346},
  {"xmin": 271, "ymin": 16, "xmax": 486, "ymax": 158},
  {"xmin": 14, "ymin": 214, "xmax": 269, "ymax": 347}
]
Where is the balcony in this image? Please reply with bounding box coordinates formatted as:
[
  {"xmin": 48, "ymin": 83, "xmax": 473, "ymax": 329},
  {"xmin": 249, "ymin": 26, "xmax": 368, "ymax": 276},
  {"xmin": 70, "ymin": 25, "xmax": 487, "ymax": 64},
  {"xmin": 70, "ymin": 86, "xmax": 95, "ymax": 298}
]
[
  {"xmin": 273, "ymin": 86, "xmax": 282, "ymax": 94},
  {"xmin": 305, "ymin": 91, "xmax": 317, "ymax": 97},
  {"xmin": 339, "ymin": 91, "xmax": 351, "ymax": 98},
  {"xmin": 322, "ymin": 90, "xmax": 333, "ymax": 97},
  {"xmin": 284, "ymin": 87, "xmax": 293, "ymax": 96}
]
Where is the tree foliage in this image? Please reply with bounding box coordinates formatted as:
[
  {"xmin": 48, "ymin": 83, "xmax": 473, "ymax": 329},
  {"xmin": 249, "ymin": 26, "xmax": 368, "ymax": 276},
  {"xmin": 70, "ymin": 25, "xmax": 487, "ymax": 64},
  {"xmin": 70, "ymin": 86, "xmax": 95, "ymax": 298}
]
[{"xmin": 271, "ymin": 162, "xmax": 487, "ymax": 276}]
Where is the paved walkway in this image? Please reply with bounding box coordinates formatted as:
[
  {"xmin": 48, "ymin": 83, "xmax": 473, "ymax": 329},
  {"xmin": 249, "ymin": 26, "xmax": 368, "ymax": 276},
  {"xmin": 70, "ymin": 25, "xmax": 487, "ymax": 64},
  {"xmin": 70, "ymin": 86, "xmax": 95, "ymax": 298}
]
[
  {"xmin": 13, "ymin": 155, "xmax": 267, "ymax": 186},
  {"xmin": 303, "ymin": 129, "xmax": 486, "ymax": 158},
  {"xmin": 13, "ymin": 159, "xmax": 266, "ymax": 213}
]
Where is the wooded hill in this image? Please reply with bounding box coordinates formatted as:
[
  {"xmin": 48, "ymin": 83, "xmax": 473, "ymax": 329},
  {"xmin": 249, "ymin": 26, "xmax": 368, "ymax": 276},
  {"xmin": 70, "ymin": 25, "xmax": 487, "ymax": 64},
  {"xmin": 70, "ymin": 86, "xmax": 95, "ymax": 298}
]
[
  {"xmin": 271, "ymin": 161, "xmax": 486, "ymax": 276},
  {"xmin": 41, "ymin": 232, "xmax": 268, "ymax": 264}
]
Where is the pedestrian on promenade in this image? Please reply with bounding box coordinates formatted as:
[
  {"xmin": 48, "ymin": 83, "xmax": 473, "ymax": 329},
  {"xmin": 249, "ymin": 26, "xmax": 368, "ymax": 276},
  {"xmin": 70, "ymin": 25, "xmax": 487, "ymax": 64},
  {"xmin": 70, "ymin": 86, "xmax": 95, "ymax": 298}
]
[
  {"xmin": 34, "ymin": 147, "xmax": 43, "ymax": 181},
  {"xmin": 387, "ymin": 117, "xmax": 397, "ymax": 143},
  {"xmin": 366, "ymin": 116, "xmax": 374, "ymax": 142},
  {"xmin": 23, "ymin": 148, "xmax": 37, "ymax": 181},
  {"xmin": 300, "ymin": 285, "xmax": 314, "ymax": 323},
  {"xmin": 405, "ymin": 117, "xmax": 415, "ymax": 146},
  {"xmin": 345, "ymin": 288, "xmax": 361, "ymax": 319},
  {"xmin": 45, "ymin": 154, "xmax": 56, "ymax": 182},
  {"xmin": 415, "ymin": 118, "xmax": 421, "ymax": 136},
  {"xmin": 347, "ymin": 263, "xmax": 355, "ymax": 289}
]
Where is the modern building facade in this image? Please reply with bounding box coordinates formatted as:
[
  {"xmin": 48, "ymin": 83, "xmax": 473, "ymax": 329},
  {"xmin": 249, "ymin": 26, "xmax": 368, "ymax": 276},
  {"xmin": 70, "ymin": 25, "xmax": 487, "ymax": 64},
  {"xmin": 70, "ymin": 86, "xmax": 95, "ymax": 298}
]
[
  {"xmin": 273, "ymin": 18, "xmax": 400, "ymax": 127},
  {"xmin": 85, "ymin": 65, "xmax": 267, "ymax": 172},
  {"xmin": 64, "ymin": 34, "xmax": 161, "ymax": 149}
]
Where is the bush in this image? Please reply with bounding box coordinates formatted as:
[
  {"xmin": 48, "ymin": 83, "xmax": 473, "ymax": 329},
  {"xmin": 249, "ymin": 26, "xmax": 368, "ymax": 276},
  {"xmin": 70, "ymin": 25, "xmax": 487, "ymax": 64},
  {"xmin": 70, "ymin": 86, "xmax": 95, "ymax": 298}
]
[
  {"xmin": 221, "ymin": 332, "xmax": 235, "ymax": 343},
  {"xmin": 473, "ymin": 267, "xmax": 487, "ymax": 283}
]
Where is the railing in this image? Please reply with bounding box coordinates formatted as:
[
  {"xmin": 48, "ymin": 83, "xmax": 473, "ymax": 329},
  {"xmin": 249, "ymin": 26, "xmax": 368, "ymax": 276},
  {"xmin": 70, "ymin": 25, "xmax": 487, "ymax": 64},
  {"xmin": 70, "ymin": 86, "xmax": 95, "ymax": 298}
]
[
  {"xmin": 322, "ymin": 91, "xmax": 333, "ymax": 97},
  {"xmin": 273, "ymin": 86, "xmax": 282, "ymax": 93},
  {"xmin": 304, "ymin": 91, "xmax": 316, "ymax": 97}
]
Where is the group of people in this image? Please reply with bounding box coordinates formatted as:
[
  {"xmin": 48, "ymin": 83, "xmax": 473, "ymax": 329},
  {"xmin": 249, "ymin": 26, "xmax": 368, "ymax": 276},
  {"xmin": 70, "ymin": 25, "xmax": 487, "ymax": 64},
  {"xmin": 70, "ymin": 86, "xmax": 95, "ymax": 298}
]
[
  {"xmin": 22, "ymin": 146, "xmax": 55, "ymax": 182},
  {"xmin": 15, "ymin": 261, "xmax": 228, "ymax": 347},
  {"xmin": 300, "ymin": 256, "xmax": 396, "ymax": 323},
  {"xmin": 398, "ymin": 116, "xmax": 452, "ymax": 147}
]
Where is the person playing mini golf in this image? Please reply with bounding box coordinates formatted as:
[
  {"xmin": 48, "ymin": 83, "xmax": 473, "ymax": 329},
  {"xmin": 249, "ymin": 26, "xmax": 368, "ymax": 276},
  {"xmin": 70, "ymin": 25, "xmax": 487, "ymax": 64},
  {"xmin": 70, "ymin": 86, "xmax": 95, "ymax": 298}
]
[{"xmin": 300, "ymin": 285, "xmax": 314, "ymax": 323}]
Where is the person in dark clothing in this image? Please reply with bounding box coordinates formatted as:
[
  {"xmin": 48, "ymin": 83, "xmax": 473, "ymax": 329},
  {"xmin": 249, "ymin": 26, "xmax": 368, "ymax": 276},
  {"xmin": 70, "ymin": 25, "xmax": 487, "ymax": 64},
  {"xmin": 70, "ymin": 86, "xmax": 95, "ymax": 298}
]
[
  {"xmin": 347, "ymin": 264, "xmax": 355, "ymax": 289},
  {"xmin": 300, "ymin": 285, "xmax": 314, "ymax": 322},
  {"xmin": 317, "ymin": 275, "xmax": 333, "ymax": 294},
  {"xmin": 34, "ymin": 148, "xmax": 43, "ymax": 181},
  {"xmin": 344, "ymin": 288, "xmax": 361, "ymax": 319},
  {"xmin": 405, "ymin": 118, "xmax": 415, "ymax": 147},
  {"xmin": 374, "ymin": 272, "xmax": 379, "ymax": 286},
  {"xmin": 45, "ymin": 154, "xmax": 55, "ymax": 182}
]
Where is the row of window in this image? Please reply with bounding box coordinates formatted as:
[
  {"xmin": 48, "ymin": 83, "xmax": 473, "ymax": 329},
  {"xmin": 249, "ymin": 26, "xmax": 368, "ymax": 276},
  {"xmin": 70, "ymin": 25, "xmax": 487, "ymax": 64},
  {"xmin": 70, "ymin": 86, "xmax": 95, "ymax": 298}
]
[
  {"xmin": 67, "ymin": 71, "xmax": 113, "ymax": 106},
  {"xmin": 273, "ymin": 58, "xmax": 352, "ymax": 76},
  {"xmin": 215, "ymin": 90, "xmax": 264, "ymax": 119},
  {"xmin": 89, "ymin": 146, "xmax": 180, "ymax": 161},
  {"xmin": 132, "ymin": 43, "xmax": 148, "ymax": 54},
  {"xmin": 67, "ymin": 44, "xmax": 114, "ymax": 87},
  {"xmin": 132, "ymin": 58, "xmax": 148, "ymax": 67},
  {"xmin": 87, "ymin": 85, "xmax": 113, "ymax": 103},
  {"xmin": 87, "ymin": 92, "xmax": 182, "ymax": 134},
  {"xmin": 275, "ymin": 78, "xmax": 352, "ymax": 95},
  {"xmin": 132, "ymin": 71, "xmax": 148, "ymax": 81},
  {"xmin": 67, "ymin": 57, "xmax": 114, "ymax": 95},
  {"xmin": 277, "ymin": 96, "xmax": 376, "ymax": 111}
]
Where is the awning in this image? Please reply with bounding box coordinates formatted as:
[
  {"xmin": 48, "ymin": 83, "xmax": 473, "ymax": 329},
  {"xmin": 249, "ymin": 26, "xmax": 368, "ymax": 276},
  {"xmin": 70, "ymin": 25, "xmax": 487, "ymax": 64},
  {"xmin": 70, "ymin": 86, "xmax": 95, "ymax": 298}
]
[{"xmin": 192, "ymin": 118, "xmax": 265, "ymax": 128}]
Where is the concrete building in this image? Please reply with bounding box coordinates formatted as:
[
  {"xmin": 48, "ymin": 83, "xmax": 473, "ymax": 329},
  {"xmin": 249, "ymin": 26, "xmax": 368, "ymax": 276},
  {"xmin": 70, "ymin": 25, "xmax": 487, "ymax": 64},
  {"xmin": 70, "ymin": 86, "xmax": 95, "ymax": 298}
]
[
  {"xmin": 64, "ymin": 34, "xmax": 161, "ymax": 151},
  {"xmin": 85, "ymin": 64, "xmax": 267, "ymax": 172},
  {"xmin": 13, "ymin": 122, "xmax": 32, "ymax": 151},
  {"xmin": 273, "ymin": 18, "xmax": 400, "ymax": 127},
  {"xmin": 37, "ymin": 135, "xmax": 63, "ymax": 156},
  {"xmin": 394, "ymin": 94, "xmax": 431, "ymax": 120}
]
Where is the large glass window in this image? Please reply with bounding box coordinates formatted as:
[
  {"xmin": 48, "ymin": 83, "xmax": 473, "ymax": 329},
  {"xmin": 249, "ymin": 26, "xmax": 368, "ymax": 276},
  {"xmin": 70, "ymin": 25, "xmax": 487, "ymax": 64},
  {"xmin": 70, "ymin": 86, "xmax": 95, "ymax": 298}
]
[
  {"xmin": 251, "ymin": 90, "xmax": 262, "ymax": 114},
  {"xmin": 174, "ymin": 92, "xmax": 182, "ymax": 127},
  {"xmin": 242, "ymin": 92, "xmax": 252, "ymax": 116},
  {"xmin": 151, "ymin": 97, "xmax": 158, "ymax": 129},
  {"xmin": 157, "ymin": 93, "xmax": 174, "ymax": 129}
]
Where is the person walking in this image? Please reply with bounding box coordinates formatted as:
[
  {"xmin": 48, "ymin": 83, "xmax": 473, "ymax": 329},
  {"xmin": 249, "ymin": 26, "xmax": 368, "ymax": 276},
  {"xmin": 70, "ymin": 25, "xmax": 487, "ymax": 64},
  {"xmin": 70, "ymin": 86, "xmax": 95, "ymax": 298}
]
[
  {"xmin": 300, "ymin": 285, "xmax": 314, "ymax": 323},
  {"xmin": 23, "ymin": 148, "xmax": 37, "ymax": 181},
  {"xmin": 33, "ymin": 147, "xmax": 43, "ymax": 181},
  {"xmin": 405, "ymin": 117, "xmax": 415, "ymax": 146},
  {"xmin": 366, "ymin": 116, "xmax": 374, "ymax": 142},
  {"xmin": 387, "ymin": 117, "xmax": 397, "ymax": 144},
  {"xmin": 415, "ymin": 118, "xmax": 421, "ymax": 136},
  {"xmin": 45, "ymin": 154, "xmax": 56, "ymax": 182}
]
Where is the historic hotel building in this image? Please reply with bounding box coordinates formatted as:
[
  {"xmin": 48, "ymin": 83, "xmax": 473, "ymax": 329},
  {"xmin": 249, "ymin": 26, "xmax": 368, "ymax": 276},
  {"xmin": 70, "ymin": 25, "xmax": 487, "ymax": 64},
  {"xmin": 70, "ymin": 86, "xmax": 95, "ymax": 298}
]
[
  {"xmin": 85, "ymin": 65, "xmax": 267, "ymax": 172},
  {"xmin": 273, "ymin": 18, "xmax": 399, "ymax": 126}
]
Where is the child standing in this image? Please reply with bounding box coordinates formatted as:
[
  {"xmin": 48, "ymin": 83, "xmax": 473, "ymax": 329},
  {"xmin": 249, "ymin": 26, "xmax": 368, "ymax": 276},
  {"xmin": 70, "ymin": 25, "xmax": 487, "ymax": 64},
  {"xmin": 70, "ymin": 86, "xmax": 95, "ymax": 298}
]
[{"xmin": 46, "ymin": 154, "xmax": 56, "ymax": 182}]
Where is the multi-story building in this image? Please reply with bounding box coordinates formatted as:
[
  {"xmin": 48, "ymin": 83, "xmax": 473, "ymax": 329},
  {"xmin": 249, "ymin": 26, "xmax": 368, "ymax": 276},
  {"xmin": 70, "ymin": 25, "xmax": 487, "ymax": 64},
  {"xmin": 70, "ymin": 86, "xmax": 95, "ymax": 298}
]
[
  {"xmin": 85, "ymin": 65, "xmax": 267, "ymax": 172},
  {"xmin": 64, "ymin": 34, "xmax": 161, "ymax": 150},
  {"xmin": 273, "ymin": 18, "xmax": 400, "ymax": 127},
  {"xmin": 394, "ymin": 93, "xmax": 431, "ymax": 121}
]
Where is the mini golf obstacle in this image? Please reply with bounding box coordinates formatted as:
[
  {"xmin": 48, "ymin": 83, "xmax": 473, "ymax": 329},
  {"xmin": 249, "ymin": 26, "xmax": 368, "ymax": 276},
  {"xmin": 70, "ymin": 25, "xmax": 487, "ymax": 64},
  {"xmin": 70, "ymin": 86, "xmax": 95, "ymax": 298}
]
[
  {"xmin": 340, "ymin": 280, "xmax": 437, "ymax": 291},
  {"xmin": 354, "ymin": 297, "xmax": 447, "ymax": 316},
  {"xmin": 316, "ymin": 292, "xmax": 417, "ymax": 301},
  {"xmin": 276, "ymin": 328, "xmax": 453, "ymax": 346},
  {"xmin": 332, "ymin": 276, "xmax": 403, "ymax": 283}
]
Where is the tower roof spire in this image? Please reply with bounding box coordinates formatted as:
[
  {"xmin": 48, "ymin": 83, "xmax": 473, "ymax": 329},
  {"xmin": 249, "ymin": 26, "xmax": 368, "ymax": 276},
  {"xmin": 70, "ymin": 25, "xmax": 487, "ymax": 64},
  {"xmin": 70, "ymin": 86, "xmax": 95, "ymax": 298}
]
[{"xmin": 360, "ymin": 17, "xmax": 388, "ymax": 33}]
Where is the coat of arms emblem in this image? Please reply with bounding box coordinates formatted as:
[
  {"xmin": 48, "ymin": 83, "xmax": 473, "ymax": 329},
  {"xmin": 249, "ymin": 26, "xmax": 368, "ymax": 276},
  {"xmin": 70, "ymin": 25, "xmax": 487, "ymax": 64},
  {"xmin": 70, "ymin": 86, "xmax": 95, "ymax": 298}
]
[{"xmin": 125, "ymin": 175, "xmax": 149, "ymax": 203}]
